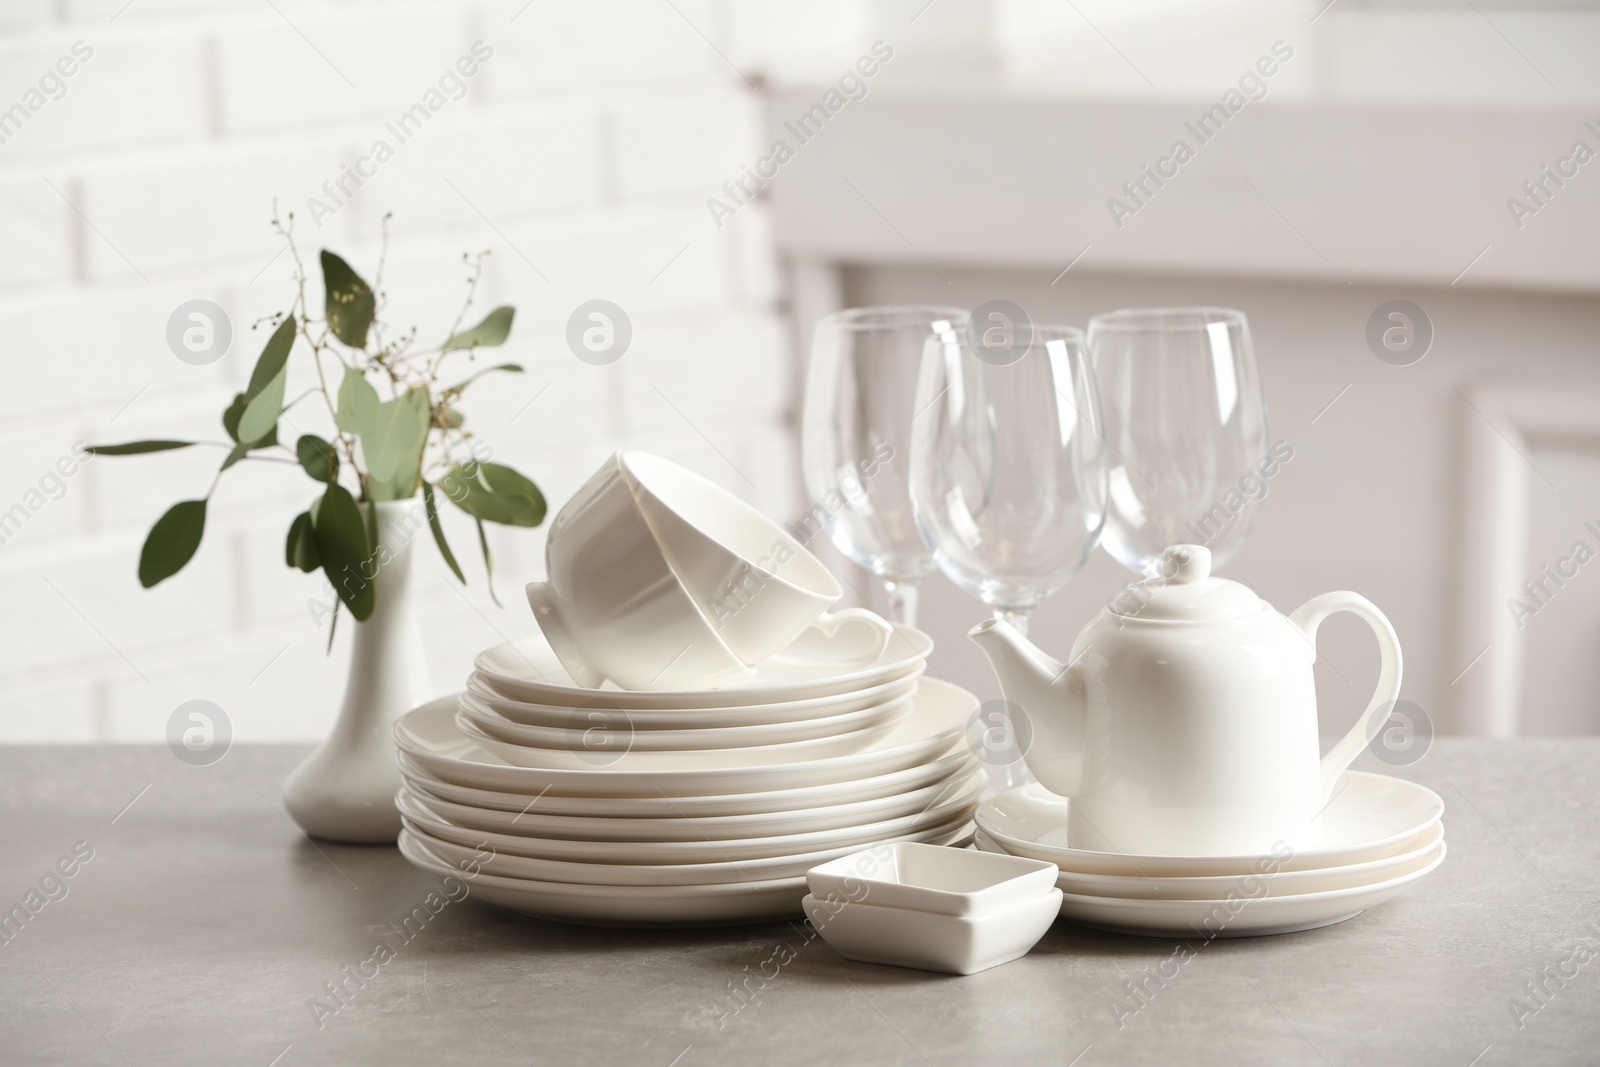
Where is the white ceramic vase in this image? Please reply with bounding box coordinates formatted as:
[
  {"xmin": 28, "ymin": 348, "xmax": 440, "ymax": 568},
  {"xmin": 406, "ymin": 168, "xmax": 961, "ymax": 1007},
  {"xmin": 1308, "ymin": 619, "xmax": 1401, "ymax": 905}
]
[{"xmin": 284, "ymin": 499, "xmax": 433, "ymax": 844}]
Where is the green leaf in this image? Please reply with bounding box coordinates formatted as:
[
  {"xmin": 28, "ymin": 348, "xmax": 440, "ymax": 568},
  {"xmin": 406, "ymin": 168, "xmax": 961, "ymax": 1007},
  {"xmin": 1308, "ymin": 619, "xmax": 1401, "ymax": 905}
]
[
  {"xmin": 86, "ymin": 440, "xmax": 194, "ymax": 456},
  {"xmin": 443, "ymin": 306, "xmax": 515, "ymax": 351},
  {"xmin": 235, "ymin": 318, "xmax": 296, "ymax": 446},
  {"xmin": 422, "ymin": 482, "xmax": 465, "ymax": 584},
  {"xmin": 444, "ymin": 362, "xmax": 523, "ymax": 393},
  {"xmin": 285, "ymin": 511, "xmax": 320, "ymax": 572},
  {"xmin": 247, "ymin": 317, "xmax": 296, "ymax": 398},
  {"xmin": 138, "ymin": 500, "xmax": 207, "ymax": 588},
  {"xmin": 439, "ymin": 407, "xmax": 464, "ymax": 429},
  {"xmin": 438, "ymin": 462, "xmax": 546, "ymax": 528},
  {"xmin": 236, "ymin": 366, "xmax": 286, "ymax": 445},
  {"xmin": 361, "ymin": 388, "xmax": 430, "ymax": 494},
  {"xmin": 220, "ymin": 422, "xmax": 277, "ymax": 471},
  {"xmin": 296, "ymin": 434, "xmax": 338, "ymax": 483},
  {"xmin": 223, "ymin": 393, "xmax": 247, "ymax": 443},
  {"xmin": 335, "ymin": 365, "xmax": 381, "ymax": 435},
  {"xmin": 475, "ymin": 517, "xmax": 502, "ymax": 608},
  {"xmin": 313, "ymin": 482, "xmax": 375, "ymax": 622},
  {"xmin": 321, "ymin": 250, "xmax": 375, "ymax": 348}
]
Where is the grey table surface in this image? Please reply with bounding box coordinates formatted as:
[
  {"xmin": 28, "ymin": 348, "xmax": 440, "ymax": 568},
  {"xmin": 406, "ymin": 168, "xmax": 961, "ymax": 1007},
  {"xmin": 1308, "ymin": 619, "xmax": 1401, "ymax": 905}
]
[{"xmin": 0, "ymin": 740, "xmax": 1596, "ymax": 1067}]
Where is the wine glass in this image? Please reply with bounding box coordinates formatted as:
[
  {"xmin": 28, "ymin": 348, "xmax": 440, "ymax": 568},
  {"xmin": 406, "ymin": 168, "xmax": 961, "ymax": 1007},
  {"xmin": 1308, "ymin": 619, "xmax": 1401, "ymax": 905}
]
[
  {"xmin": 908, "ymin": 323, "xmax": 1109, "ymax": 637},
  {"xmin": 1086, "ymin": 307, "xmax": 1270, "ymax": 577},
  {"xmin": 802, "ymin": 306, "xmax": 971, "ymax": 626}
]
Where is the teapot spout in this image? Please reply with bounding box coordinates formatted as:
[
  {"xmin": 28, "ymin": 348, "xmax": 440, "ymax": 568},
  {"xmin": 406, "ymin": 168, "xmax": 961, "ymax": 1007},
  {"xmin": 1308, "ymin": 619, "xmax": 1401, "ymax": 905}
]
[{"xmin": 968, "ymin": 618, "xmax": 1087, "ymax": 796}]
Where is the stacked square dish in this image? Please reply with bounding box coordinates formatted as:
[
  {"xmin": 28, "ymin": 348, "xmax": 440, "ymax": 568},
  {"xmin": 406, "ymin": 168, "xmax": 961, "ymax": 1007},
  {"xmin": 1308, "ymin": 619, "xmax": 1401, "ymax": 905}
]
[
  {"xmin": 393, "ymin": 620, "xmax": 985, "ymax": 926},
  {"xmin": 974, "ymin": 773, "xmax": 1446, "ymax": 937}
]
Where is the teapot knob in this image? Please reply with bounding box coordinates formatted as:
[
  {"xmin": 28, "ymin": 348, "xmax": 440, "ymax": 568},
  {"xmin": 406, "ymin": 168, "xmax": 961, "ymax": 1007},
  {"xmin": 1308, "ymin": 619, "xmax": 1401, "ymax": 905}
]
[{"xmin": 1162, "ymin": 544, "xmax": 1212, "ymax": 584}]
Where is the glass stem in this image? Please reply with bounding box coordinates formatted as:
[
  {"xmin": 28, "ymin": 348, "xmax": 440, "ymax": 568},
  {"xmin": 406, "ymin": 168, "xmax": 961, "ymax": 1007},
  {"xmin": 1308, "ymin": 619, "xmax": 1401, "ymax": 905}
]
[{"xmin": 882, "ymin": 579, "xmax": 919, "ymax": 628}]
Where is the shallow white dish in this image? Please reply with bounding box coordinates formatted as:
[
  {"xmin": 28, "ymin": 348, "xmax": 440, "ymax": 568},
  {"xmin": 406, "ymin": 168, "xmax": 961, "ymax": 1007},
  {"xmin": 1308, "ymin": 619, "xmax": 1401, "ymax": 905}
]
[
  {"xmin": 979, "ymin": 823, "xmax": 1444, "ymax": 900},
  {"xmin": 398, "ymin": 831, "xmax": 805, "ymax": 926},
  {"xmin": 399, "ymin": 749, "xmax": 980, "ymax": 817},
  {"xmin": 396, "ymin": 786, "xmax": 979, "ymax": 864},
  {"xmin": 402, "ymin": 815, "xmax": 975, "ymax": 886},
  {"xmin": 473, "ymin": 622, "xmax": 933, "ymax": 710},
  {"xmin": 454, "ymin": 690, "xmax": 914, "ymax": 763},
  {"xmin": 808, "ymin": 842, "xmax": 1059, "ymax": 918},
  {"xmin": 394, "ymin": 678, "xmax": 977, "ymax": 797},
  {"xmin": 803, "ymin": 888, "xmax": 1063, "ymax": 974},
  {"xmin": 464, "ymin": 672, "xmax": 922, "ymax": 730},
  {"xmin": 399, "ymin": 769, "xmax": 983, "ymax": 841},
  {"xmin": 977, "ymin": 773, "xmax": 1444, "ymax": 877},
  {"xmin": 1047, "ymin": 841, "xmax": 1446, "ymax": 937}
]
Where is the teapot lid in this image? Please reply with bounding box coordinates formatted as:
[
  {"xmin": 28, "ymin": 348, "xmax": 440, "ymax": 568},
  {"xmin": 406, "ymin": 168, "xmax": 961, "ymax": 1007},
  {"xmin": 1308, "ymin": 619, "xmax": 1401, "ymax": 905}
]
[{"xmin": 1109, "ymin": 545, "xmax": 1263, "ymax": 622}]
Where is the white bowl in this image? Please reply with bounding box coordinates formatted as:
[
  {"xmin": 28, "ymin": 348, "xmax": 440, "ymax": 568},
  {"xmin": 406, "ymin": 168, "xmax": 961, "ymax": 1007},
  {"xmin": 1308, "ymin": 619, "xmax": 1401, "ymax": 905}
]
[
  {"xmin": 807, "ymin": 842, "xmax": 1059, "ymax": 918},
  {"xmin": 803, "ymin": 888, "xmax": 1062, "ymax": 975},
  {"xmin": 621, "ymin": 450, "xmax": 845, "ymax": 663},
  {"xmin": 527, "ymin": 453, "xmax": 751, "ymax": 691}
]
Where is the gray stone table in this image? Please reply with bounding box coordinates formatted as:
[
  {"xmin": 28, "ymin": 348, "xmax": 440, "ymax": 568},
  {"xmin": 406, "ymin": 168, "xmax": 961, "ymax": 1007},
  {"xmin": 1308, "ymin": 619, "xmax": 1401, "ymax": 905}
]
[{"xmin": 1, "ymin": 740, "xmax": 1596, "ymax": 1066}]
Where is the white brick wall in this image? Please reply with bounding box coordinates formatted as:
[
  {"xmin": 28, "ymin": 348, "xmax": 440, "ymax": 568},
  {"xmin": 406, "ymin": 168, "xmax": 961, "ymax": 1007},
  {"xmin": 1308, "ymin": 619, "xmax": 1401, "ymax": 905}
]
[{"xmin": 0, "ymin": 0, "xmax": 807, "ymax": 743}]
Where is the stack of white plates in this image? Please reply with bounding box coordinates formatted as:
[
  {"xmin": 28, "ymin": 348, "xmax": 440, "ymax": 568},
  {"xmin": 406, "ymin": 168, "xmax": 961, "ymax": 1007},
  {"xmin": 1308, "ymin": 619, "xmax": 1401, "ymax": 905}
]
[
  {"xmin": 394, "ymin": 622, "xmax": 985, "ymax": 926},
  {"xmin": 974, "ymin": 772, "xmax": 1446, "ymax": 937}
]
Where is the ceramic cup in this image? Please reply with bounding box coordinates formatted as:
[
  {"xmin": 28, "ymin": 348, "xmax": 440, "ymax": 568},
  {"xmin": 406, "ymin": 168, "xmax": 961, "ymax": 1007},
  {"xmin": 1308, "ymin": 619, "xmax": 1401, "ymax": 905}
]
[
  {"xmin": 526, "ymin": 455, "xmax": 752, "ymax": 692},
  {"xmin": 620, "ymin": 451, "xmax": 860, "ymax": 664}
]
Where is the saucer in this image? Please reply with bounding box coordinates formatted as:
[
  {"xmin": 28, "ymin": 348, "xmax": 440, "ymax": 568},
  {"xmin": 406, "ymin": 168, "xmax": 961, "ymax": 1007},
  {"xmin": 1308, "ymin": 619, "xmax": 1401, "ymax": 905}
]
[
  {"xmin": 977, "ymin": 773, "xmax": 1444, "ymax": 877},
  {"xmin": 474, "ymin": 621, "xmax": 933, "ymax": 710},
  {"xmin": 1048, "ymin": 841, "xmax": 1445, "ymax": 937},
  {"xmin": 394, "ymin": 678, "xmax": 977, "ymax": 797}
]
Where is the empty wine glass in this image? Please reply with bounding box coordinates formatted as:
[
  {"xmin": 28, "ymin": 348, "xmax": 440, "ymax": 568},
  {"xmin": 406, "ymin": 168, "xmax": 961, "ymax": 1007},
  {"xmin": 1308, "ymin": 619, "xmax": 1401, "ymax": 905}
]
[
  {"xmin": 1086, "ymin": 307, "xmax": 1269, "ymax": 577},
  {"xmin": 908, "ymin": 324, "xmax": 1109, "ymax": 637},
  {"xmin": 802, "ymin": 306, "xmax": 970, "ymax": 626}
]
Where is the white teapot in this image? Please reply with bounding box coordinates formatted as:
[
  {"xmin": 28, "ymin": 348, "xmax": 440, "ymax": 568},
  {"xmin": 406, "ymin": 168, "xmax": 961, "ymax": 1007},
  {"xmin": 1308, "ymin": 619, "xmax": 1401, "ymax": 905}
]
[{"xmin": 970, "ymin": 545, "xmax": 1402, "ymax": 857}]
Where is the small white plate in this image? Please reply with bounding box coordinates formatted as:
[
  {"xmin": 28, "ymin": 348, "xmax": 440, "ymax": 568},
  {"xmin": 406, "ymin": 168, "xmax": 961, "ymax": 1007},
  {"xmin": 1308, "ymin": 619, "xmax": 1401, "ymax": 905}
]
[
  {"xmin": 399, "ymin": 749, "xmax": 981, "ymax": 817},
  {"xmin": 978, "ymin": 823, "xmax": 1444, "ymax": 900},
  {"xmin": 399, "ymin": 769, "xmax": 983, "ymax": 841},
  {"xmin": 474, "ymin": 622, "xmax": 933, "ymax": 709},
  {"xmin": 401, "ymin": 815, "xmax": 976, "ymax": 886},
  {"xmin": 395, "ymin": 785, "xmax": 980, "ymax": 864},
  {"xmin": 465, "ymin": 672, "xmax": 922, "ymax": 730},
  {"xmin": 808, "ymin": 842, "xmax": 1059, "ymax": 918},
  {"xmin": 395, "ymin": 678, "xmax": 977, "ymax": 797},
  {"xmin": 803, "ymin": 888, "xmax": 1063, "ymax": 975},
  {"xmin": 397, "ymin": 831, "xmax": 806, "ymax": 926},
  {"xmin": 453, "ymin": 690, "xmax": 915, "ymax": 764},
  {"xmin": 1049, "ymin": 842, "xmax": 1446, "ymax": 937},
  {"xmin": 977, "ymin": 773, "xmax": 1444, "ymax": 877}
]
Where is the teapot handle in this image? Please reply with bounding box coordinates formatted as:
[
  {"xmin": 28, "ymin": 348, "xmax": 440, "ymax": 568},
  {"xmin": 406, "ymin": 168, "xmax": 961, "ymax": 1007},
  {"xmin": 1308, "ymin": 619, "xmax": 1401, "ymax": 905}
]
[{"xmin": 1289, "ymin": 592, "xmax": 1404, "ymax": 803}]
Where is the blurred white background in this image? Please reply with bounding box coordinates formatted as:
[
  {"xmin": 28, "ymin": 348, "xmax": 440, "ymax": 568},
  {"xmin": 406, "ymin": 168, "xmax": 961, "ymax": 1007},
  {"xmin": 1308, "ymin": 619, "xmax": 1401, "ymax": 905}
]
[{"xmin": 2, "ymin": 0, "xmax": 1597, "ymax": 744}]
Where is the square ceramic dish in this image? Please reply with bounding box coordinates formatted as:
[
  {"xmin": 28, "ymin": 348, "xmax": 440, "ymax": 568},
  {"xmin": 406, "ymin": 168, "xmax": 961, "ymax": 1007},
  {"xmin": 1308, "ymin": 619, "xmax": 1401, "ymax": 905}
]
[
  {"xmin": 802, "ymin": 888, "xmax": 1063, "ymax": 975},
  {"xmin": 807, "ymin": 841, "xmax": 1059, "ymax": 918}
]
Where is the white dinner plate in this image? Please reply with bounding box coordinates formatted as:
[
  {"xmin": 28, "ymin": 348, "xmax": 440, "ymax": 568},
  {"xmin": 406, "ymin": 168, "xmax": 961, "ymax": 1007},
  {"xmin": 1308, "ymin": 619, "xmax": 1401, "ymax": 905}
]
[
  {"xmin": 398, "ymin": 832, "xmax": 806, "ymax": 926},
  {"xmin": 402, "ymin": 814, "xmax": 976, "ymax": 886},
  {"xmin": 394, "ymin": 678, "xmax": 977, "ymax": 797},
  {"xmin": 977, "ymin": 773, "xmax": 1445, "ymax": 877},
  {"xmin": 463, "ymin": 672, "xmax": 923, "ymax": 731},
  {"xmin": 399, "ymin": 749, "xmax": 981, "ymax": 817},
  {"xmin": 454, "ymin": 689, "xmax": 915, "ymax": 761},
  {"xmin": 399, "ymin": 767, "xmax": 984, "ymax": 841},
  {"xmin": 1047, "ymin": 841, "xmax": 1446, "ymax": 937},
  {"xmin": 979, "ymin": 823, "xmax": 1445, "ymax": 899},
  {"xmin": 395, "ymin": 785, "xmax": 981, "ymax": 864},
  {"xmin": 473, "ymin": 622, "xmax": 933, "ymax": 709}
]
